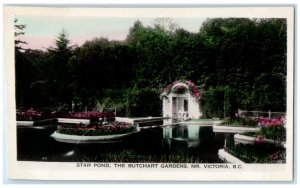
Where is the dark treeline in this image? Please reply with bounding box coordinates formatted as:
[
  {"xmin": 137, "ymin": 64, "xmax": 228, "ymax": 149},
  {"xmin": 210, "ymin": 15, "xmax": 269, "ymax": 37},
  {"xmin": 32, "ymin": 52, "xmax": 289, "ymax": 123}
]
[{"xmin": 15, "ymin": 18, "xmax": 287, "ymax": 118}]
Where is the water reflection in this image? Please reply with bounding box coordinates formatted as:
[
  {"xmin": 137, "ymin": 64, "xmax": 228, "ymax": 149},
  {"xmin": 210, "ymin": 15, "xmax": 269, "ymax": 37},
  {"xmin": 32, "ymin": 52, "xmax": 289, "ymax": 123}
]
[
  {"xmin": 17, "ymin": 123, "xmax": 227, "ymax": 163},
  {"xmin": 162, "ymin": 124, "xmax": 219, "ymax": 161},
  {"xmin": 163, "ymin": 125, "xmax": 215, "ymax": 145}
]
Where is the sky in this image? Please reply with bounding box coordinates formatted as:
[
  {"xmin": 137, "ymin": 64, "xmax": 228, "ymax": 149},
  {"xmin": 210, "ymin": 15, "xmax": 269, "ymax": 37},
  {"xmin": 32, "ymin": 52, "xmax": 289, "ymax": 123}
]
[{"xmin": 16, "ymin": 16, "xmax": 207, "ymax": 50}]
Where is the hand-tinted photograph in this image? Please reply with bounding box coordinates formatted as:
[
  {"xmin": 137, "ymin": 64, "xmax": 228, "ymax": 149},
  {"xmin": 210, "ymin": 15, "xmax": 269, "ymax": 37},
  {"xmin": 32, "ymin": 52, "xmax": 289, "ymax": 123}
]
[{"xmin": 5, "ymin": 6, "xmax": 294, "ymax": 181}]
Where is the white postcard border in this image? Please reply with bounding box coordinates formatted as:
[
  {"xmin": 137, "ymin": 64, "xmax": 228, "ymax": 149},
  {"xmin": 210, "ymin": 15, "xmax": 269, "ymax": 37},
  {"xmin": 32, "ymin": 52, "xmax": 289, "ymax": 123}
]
[{"xmin": 3, "ymin": 6, "xmax": 294, "ymax": 181}]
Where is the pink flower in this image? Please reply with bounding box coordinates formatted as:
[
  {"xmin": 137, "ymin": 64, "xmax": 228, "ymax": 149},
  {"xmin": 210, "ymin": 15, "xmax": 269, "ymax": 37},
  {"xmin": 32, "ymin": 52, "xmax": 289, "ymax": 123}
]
[
  {"xmin": 258, "ymin": 116, "xmax": 285, "ymax": 127},
  {"xmin": 162, "ymin": 80, "xmax": 200, "ymax": 99},
  {"xmin": 255, "ymin": 136, "xmax": 265, "ymax": 144}
]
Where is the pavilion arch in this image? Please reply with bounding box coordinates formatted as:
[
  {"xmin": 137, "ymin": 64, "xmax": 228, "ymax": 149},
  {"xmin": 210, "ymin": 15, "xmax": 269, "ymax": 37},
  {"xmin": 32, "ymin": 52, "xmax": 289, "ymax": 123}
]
[{"xmin": 161, "ymin": 81, "xmax": 202, "ymax": 124}]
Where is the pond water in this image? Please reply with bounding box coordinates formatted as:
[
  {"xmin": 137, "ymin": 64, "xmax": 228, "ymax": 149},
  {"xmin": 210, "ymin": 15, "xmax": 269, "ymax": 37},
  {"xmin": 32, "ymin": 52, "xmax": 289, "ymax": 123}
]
[{"xmin": 17, "ymin": 124, "xmax": 232, "ymax": 163}]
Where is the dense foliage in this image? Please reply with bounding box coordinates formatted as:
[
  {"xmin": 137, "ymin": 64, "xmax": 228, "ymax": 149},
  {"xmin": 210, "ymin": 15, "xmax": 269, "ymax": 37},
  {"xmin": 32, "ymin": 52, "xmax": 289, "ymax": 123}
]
[{"xmin": 15, "ymin": 18, "xmax": 287, "ymax": 117}]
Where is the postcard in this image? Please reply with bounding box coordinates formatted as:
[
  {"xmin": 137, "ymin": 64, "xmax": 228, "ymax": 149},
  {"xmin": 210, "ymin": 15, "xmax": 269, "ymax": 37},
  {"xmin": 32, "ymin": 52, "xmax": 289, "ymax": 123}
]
[{"xmin": 3, "ymin": 6, "xmax": 294, "ymax": 181}]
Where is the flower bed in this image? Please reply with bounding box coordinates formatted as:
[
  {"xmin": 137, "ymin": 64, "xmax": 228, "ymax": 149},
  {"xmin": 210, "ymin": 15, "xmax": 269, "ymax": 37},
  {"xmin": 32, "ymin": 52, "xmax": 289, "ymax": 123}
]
[
  {"xmin": 56, "ymin": 122, "xmax": 137, "ymax": 136},
  {"xmin": 243, "ymin": 126, "xmax": 286, "ymax": 143},
  {"xmin": 65, "ymin": 111, "xmax": 115, "ymax": 120},
  {"xmin": 241, "ymin": 116, "xmax": 286, "ymax": 145},
  {"xmin": 223, "ymin": 116, "xmax": 286, "ymax": 163},
  {"xmin": 16, "ymin": 109, "xmax": 115, "ymax": 121},
  {"xmin": 221, "ymin": 116, "xmax": 286, "ymax": 128},
  {"xmin": 225, "ymin": 136, "xmax": 286, "ymax": 163},
  {"xmin": 258, "ymin": 116, "xmax": 286, "ymax": 127},
  {"xmin": 16, "ymin": 108, "xmax": 60, "ymax": 121}
]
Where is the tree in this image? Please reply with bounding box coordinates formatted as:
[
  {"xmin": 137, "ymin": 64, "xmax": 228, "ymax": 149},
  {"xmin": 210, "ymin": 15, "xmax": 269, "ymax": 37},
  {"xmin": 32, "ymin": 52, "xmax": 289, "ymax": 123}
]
[
  {"xmin": 14, "ymin": 18, "xmax": 27, "ymax": 51},
  {"xmin": 15, "ymin": 18, "xmax": 287, "ymax": 116},
  {"xmin": 46, "ymin": 30, "xmax": 75, "ymax": 109},
  {"xmin": 198, "ymin": 18, "xmax": 287, "ymax": 114},
  {"xmin": 14, "ymin": 18, "xmax": 35, "ymax": 108}
]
